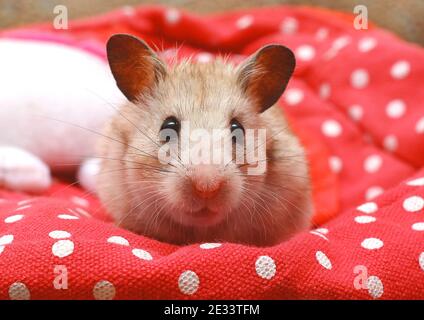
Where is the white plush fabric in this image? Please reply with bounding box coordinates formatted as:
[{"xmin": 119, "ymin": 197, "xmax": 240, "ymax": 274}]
[
  {"xmin": 0, "ymin": 39, "xmax": 125, "ymax": 192},
  {"xmin": 0, "ymin": 146, "xmax": 51, "ymax": 193}
]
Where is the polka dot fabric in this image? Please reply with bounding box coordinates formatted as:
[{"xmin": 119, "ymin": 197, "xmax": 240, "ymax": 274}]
[{"xmin": 1, "ymin": 5, "xmax": 424, "ymax": 299}]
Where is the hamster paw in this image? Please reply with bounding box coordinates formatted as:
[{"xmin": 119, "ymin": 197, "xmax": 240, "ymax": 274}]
[{"xmin": 0, "ymin": 146, "xmax": 51, "ymax": 193}]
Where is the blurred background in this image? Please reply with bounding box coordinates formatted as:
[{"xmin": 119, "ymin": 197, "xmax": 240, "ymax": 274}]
[{"xmin": 0, "ymin": 0, "xmax": 423, "ymax": 46}]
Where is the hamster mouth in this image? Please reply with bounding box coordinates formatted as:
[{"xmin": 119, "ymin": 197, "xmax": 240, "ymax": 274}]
[
  {"xmin": 187, "ymin": 207, "xmax": 216, "ymax": 217},
  {"xmin": 182, "ymin": 207, "xmax": 223, "ymax": 227}
]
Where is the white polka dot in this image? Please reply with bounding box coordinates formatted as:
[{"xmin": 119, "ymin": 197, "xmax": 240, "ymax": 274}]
[
  {"xmin": 402, "ymin": 196, "xmax": 424, "ymax": 212},
  {"xmin": 325, "ymin": 36, "xmax": 350, "ymax": 59},
  {"xmin": 165, "ymin": 8, "xmax": 180, "ymax": 24},
  {"xmin": 93, "ymin": 280, "xmax": 116, "ymax": 300},
  {"xmin": 361, "ymin": 238, "xmax": 383, "ymax": 250},
  {"xmin": 416, "ymin": 117, "xmax": 424, "ymax": 134},
  {"xmin": 236, "ymin": 15, "xmax": 253, "ymax": 29},
  {"xmin": 412, "ymin": 222, "xmax": 424, "ymax": 231},
  {"xmin": 406, "ymin": 177, "xmax": 424, "ymax": 186},
  {"xmin": 284, "ymin": 88, "xmax": 304, "ymax": 106},
  {"xmin": 355, "ymin": 215, "xmax": 376, "ymax": 224},
  {"xmin": 132, "ymin": 248, "xmax": 153, "ymax": 260},
  {"xmin": 315, "ymin": 27, "xmax": 329, "ymax": 41},
  {"xmin": 8, "ymin": 282, "xmax": 30, "ymax": 300},
  {"xmin": 280, "ymin": 17, "xmax": 298, "ymax": 34},
  {"xmin": 199, "ymin": 243, "xmax": 222, "ymax": 249},
  {"xmin": 319, "ymin": 83, "xmax": 331, "ymax": 99},
  {"xmin": 364, "ymin": 155, "xmax": 382, "ymax": 173},
  {"xmin": 58, "ymin": 214, "xmax": 79, "ymax": 220},
  {"xmin": 315, "ymin": 228, "xmax": 329, "ymax": 235},
  {"xmin": 0, "ymin": 234, "xmax": 14, "ymax": 245},
  {"xmin": 107, "ymin": 236, "xmax": 130, "ymax": 246},
  {"xmin": 383, "ymin": 135, "xmax": 398, "ymax": 152},
  {"xmin": 4, "ymin": 214, "xmax": 24, "ymax": 223},
  {"xmin": 367, "ymin": 276, "xmax": 383, "ymax": 299},
  {"xmin": 366, "ymin": 186, "xmax": 384, "ymax": 200},
  {"xmin": 52, "ymin": 239, "xmax": 74, "ymax": 258},
  {"xmin": 357, "ymin": 202, "xmax": 378, "ymax": 214},
  {"xmin": 333, "ymin": 36, "xmax": 351, "ymax": 51},
  {"xmin": 255, "ymin": 255, "xmax": 276, "ymax": 280},
  {"xmin": 419, "ymin": 252, "xmax": 424, "ymax": 271},
  {"xmin": 329, "ymin": 156, "xmax": 343, "ymax": 173},
  {"xmin": 348, "ymin": 104, "xmax": 363, "ymax": 121},
  {"xmin": 196, "ymin": 52, "xmax": 213, "ymax": 63},
  {"xmin": 321, "ymin": 120, "xmax": 342, "ymax": 137},
  {"xmin": 386, "ymin": 99, "xmax": 406, "ymax": 118},
  {"xmin": 358, "ymin": 37, "xmax": 377, "ymax": 52},
  {"xmin": 390, "ymin": 60, "xmax": 410, "ymax": 79},
  {"xmin": 351, "ymin": 69, "xmax": 369, "ymax": 89},
  {"xmin": 295, "ymin": 45, "xmax": 315, "ymax": 61},
  {"xmin": 178, "ymin": 270, "xmax": 199, "ymax": 295},
  {"xmin": 315, "ymin": 251, "xmax": 332, "ymax": 270},
  {"xmin": 49, "ymin": 230, "xmax": 71, "ymax": 239},
  {"xmin": 0, "ymin": 246, "xmax": 4, "ymax": 254},
  {"xmin": 71, "ymin": 196, "xmax": 89, "ymax": 207}
]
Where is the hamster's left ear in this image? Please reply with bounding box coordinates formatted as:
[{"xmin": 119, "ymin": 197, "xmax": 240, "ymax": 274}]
[
  {"xmin": 237, "ymin": 44, "xmax": 296, "ymax": 113},
  {"xmin": 106, "ymin": 34, "xmax": 166, "ymax": 102}
]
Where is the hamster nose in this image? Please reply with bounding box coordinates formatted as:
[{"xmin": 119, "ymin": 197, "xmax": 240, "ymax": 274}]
[
  {"xmin": 192, "ymin": 180, "xmax": 223, "ymax": 199},
  {"xmin": 191, "ymin": 164, "xmax": 224, "ymax": 199}
]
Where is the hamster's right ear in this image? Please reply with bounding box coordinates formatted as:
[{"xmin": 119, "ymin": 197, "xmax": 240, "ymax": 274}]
[
  {"xmin": 106, "ymin": 34, "xmax": 166, "ymax": 102},
  {"xmin": 237, "ymin": 44, "xmax": 296, "ymax": 113}
]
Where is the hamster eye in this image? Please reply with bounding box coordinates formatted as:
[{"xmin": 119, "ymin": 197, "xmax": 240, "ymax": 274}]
[
  {"xmin": 160, "ymin": 116, "xmax": 180, "ymax": 142},
  {"xmin": 230, "ymin": 118, "xmax": 244, "ymax": 144}
]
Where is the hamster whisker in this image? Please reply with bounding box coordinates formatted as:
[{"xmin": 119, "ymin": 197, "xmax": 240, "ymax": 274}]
[
  {"xmin": 124, "ymin": 190, "xmax": 165, "ymax": 229},
  {"xmin": 142, "ymin": 194, "xmax": 170, "ymax": 235},
  {"xmin": 115, "ymin": 185, "xmax": 165, "ymax": 227},
  {"xmin": 259, "ymin": 180, "xmax": 312, "ymax": 231},
  {"xmin": 47, "ymin": 165, "xmax": 176, "ymax": 201},
  {"xmin": 241, "ymin": 185, "xmax": 279, "ymax": 225},
  {"xmin": 235, "ymin": 154, "xmax": 308, "ymax": 170},
  {"xmin": 36, "ymin": 115, "xmax": 161, "ymax": 164},
  {"xmin": 50, "ymin": 156, "xmax": 161, "ymax": 168},
  {"xmin": 88, "ymin": 186, "xmax": 148, "ymax": 218},
  {"xmin": 87, "ymin": 90, "xmax": 163, "ymax": 151},
  {"xmin": 242, "ymin": 176, "xmax": 311, "ymax": 189},
  {"xmin": 242, "ymin": 179, "xmax": 312, "ymax": 233},
  {"xmin": 242, "ymin": 182, "xmax": 302, "ymax": 236},
  {"xmin": 239, "ymin": 187, "xmax": 269, "ymax": 241},
  {"xmin": 236, "ymin": 171, "xmax": 310, "ymax": 181}
]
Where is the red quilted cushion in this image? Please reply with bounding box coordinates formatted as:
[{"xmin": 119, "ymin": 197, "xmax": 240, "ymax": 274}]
[{"xmin": 1, "ymin": 5, "xmax": 423, "ymax": 299}]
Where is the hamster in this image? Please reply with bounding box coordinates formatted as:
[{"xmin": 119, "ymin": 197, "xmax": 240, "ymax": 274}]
[{"xmin": 96, "ymin": 34, "xmax": 312, "ymax": 246}]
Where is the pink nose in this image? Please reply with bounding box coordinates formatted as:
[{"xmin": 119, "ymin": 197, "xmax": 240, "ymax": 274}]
[
  {"xmin": 192, "ymin": 180, "xmax": 223, "ymax": 199},
  {"xmin": 191, "ymin": 165, "xmax": 224, "ymax": 199}
]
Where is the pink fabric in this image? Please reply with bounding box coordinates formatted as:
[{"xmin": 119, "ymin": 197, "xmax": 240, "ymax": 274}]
[{"xmin": 0, "ymin": 6, "xmax": 423, "ymax": 299}]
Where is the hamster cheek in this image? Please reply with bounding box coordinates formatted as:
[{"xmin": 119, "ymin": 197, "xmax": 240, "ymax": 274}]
[{"xmin": 160, "ymin": 173, "xmax": 193, "ymax": 220}]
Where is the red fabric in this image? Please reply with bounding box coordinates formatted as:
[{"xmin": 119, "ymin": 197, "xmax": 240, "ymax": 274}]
[{"xmin": 1, "ymin": 5, "xmax": 424, "ymax": 299}]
